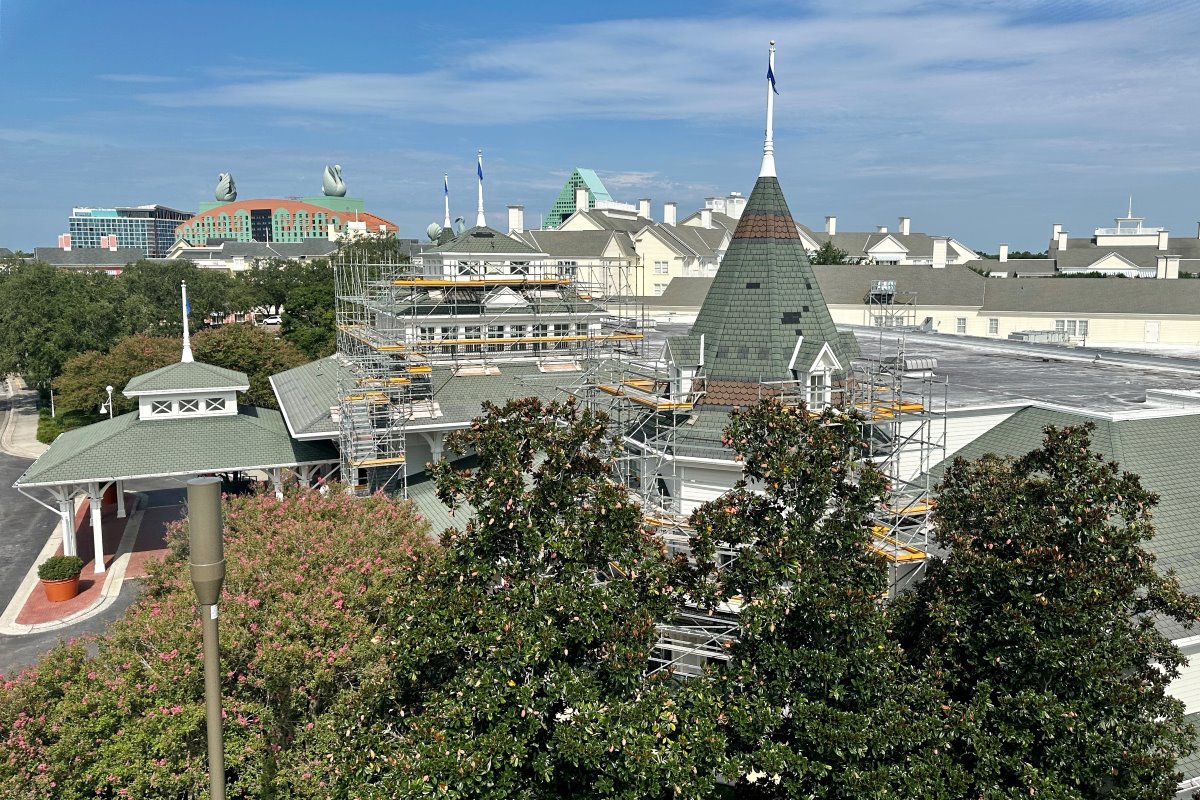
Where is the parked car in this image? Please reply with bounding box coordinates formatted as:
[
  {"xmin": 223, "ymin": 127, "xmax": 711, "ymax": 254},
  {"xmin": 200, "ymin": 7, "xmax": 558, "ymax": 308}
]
[{"xmin": 263, "ymin": 315, "xmax": 282, "ymax": 325}]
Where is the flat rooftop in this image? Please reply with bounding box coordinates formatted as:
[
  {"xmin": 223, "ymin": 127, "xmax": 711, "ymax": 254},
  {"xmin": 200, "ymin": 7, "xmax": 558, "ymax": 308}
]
[{"xmin": 647, "ymin": 323, "xmax": 1200, "ymax": 415}]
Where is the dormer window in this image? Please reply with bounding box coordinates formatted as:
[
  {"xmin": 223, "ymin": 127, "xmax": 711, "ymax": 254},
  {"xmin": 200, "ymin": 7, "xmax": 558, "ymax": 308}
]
[
  {"xmin": 205, "ymin": 397, "xmax": 225, "ymax": 412},
  {"xmin": 808, "ymin": 371, "xmax": 827, "ymax": 408},
  {"xmin": 150, "ymin": 400, "xmax": 171, "ymax": 416},
  {"xmin": 179, "ymin": 398, "xmax": 200, "ymax": 414}
]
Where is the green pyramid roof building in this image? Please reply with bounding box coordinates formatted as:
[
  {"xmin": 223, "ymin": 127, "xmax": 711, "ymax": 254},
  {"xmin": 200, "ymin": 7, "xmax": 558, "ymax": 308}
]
[
  {"xmin": 547, "ymin": 168, "xmax": 613, "ymax": 228},
  {"xmin": 667, "ymin": 44, "xmax": 856, "ymax": 386},
  {"xmin": 668, "ymin": 177, "xmax": 857, "ymax": 383}
]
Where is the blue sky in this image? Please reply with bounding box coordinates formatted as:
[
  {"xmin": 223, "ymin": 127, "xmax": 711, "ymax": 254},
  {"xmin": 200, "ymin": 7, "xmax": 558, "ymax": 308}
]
[{"xmin": 1, "ymin": 0, "xmax": 1198, "ymax": 252}]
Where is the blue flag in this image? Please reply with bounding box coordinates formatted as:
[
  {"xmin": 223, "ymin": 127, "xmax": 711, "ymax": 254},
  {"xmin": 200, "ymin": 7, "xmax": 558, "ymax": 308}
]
[
  {"xmin": 767, "ymin": 63, "xmax": 779, "ymax": 95},
  {"xmin": 444, "ymin": 175, "xmax": 449, "ymax": 195},
  {"xmin": 185, "ymin": 299, "xmax": 191, "ymax": 314},
  {"xmin": 477, "ymin": 158, "xmax": 484, "ymax": 182}
]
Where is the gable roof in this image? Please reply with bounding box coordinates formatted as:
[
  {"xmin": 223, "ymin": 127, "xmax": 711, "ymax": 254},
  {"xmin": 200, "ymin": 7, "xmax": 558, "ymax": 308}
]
[
  {"xmin": 426, "ymin": 225, "xmax": 540, "ymax": 256},
  {"xmin": 123, "ymin": 361, "xmax": 249, "ymax": 396},
  {"xmin": 673, "ymin": 175, "xmax": 855, "ymax": 381},
  {"xmin": 811, "ymin": 264, "xmax": 988, "ymax": 307},
  {"xmin": 981, "ymin": 276, "xmax": 1200, "ymax": 315},
  {"xmin": 515, "ymin": 229, "xmax": 631, "ymax": 259},
  {"xmin": 564, "ymin": 209, "xmax": 654, "ymax": 235}
]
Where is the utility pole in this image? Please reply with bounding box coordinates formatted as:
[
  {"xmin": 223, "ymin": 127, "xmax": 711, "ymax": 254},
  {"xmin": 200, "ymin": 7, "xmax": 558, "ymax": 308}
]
[{"xmin": 188, "ymin": 477, "xmax": 226, "ymax": 800}]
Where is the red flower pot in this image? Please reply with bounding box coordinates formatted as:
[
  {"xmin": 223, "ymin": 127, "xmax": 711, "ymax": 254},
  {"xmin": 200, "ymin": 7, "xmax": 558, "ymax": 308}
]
[{"xmin": 41, "ymin": 576, "xmax": 80, "ymax": 602}]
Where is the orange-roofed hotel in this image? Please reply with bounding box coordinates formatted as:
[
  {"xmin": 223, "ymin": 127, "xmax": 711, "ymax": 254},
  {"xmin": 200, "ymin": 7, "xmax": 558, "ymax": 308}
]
[{"xmin": 175, "ymin": 167, "xmax": 398, "ymax": 245}]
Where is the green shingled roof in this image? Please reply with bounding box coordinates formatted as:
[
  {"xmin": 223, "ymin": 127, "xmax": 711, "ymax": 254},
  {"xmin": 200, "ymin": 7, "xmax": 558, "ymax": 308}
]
[
  {"xmin": 932, "ymin": 406, "xmax": 1200, "ymax": 641},
  {"xmin": 680, "ymin": 176, "xmax": 854, "ymax": 381},
  {"xmin": 16, "ymin": 405, "xmax": 336, "ymax": 487},
  {"xmin": 123, "ymin": 361, "xmax": 248, "ymax": 395}
]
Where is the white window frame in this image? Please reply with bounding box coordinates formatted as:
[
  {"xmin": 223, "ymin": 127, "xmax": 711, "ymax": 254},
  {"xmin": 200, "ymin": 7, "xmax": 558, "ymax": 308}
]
[
  {"xmin": 150, "ymin": 400, "xmax": 171, "ymax": 416},
  {"xmin": 956, "ymin": 317, "xmax": 967, "ymax": 334},
  {"xmin": 653, "ymin": 282, "xmax": 668, "ymax": 296},
  {"xmin": 653, "ymin": 260, "xmax": 669, "ymax": 275},
  {"xmin": 205, "ymin": 397, "xmax": 225, "ymax": 412},
  {"xmin": 178, "ymin": 398, "xmax": 200, "ymax": 414},
  {"xmin": 988, "ymin": 318, "xmax": 999, "ymax": 335}
]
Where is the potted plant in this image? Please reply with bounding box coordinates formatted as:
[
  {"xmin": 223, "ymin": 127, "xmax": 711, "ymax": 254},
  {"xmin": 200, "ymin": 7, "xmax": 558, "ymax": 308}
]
[{"xmin": 38, "ymin": 555, "xmax": 85, "ymax": 602}]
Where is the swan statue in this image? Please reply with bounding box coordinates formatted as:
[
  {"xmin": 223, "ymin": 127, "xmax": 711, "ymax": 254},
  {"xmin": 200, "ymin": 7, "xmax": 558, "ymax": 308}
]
[
  {"xmin": 323, "ymin": 164, "xmax": 347, "ymax": 197},
  {"xmin": 215, "ymin": 173, "xmax": 237, "ymax": 202}
]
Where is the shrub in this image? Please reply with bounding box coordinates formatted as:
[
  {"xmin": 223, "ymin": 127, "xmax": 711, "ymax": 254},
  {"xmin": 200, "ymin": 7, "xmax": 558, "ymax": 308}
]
[
  {"xmin": 0, "ymin": 485, "xmax": 432, "ymax": 799},
  {"xmin": 36, "ymin": 555, "xmax": 84, "ymax": 581}
]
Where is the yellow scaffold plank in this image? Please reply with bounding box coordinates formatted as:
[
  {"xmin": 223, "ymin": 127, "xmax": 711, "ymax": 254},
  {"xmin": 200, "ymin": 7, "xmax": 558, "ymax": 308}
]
[
  {"xmin": 597, "ymin": 385, "xmax": 693, "ymax": 411},
  {"xmin": 869, "ymin": 526, "xmax": 926, "ymax": 563},
  {"xmin": 347, "ymin": 456, "xmax": 407, "ymax": 467}
]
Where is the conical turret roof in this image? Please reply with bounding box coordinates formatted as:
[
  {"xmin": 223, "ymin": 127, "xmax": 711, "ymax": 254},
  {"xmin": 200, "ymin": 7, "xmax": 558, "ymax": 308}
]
[{"xmin": 672, "ymin": 174, "xmax": 856, "ymax": 383}]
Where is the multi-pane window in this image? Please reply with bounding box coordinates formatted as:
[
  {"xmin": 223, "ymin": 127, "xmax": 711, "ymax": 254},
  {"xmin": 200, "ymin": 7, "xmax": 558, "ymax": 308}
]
[
  {"xmin": 179, "ymin": 398, "xmax": 200, "ymax": 413},
  {"xmin": 654, "ymin": 283, "xmax": 668, "ymax": 296},
  {"xmin": 988, "ymin": 318, "xmax": 999, "ymax": 335},
  {"xmin": 150, "ymin": 400, "xmax": 171, "ymax": 415},
  {"xmin": 956, "ymin": 317, "xmax": 967, "ymax": 334},
  {"xmin": 808, "ymin": 371, "xmax": 827, "ymax": 408},
  {"xmin": 205, "ymin": 397, "xmax": 225, "ymax": 412},
  {"xmin": 1055, "ymin": 319, "xmax": 1089, "ymax": 337},
  {"xmin": 487, "ymin": 325, "xmax": 505, "ymax": 352},
  {"xmin": 653, "ymin": 261, "xmax": 669, "ymax": 274}
]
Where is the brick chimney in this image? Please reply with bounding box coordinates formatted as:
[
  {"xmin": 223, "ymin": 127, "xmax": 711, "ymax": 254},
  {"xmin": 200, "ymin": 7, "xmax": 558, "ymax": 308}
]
[
  {"xmin": 507, "ymin": 205, "xmax": 524, "ymax": 234},
  {"xmin": 825, "ymin": 216, "xmax": 837, "ymax": 235},
  {"xmin": 663, "ymin": 202, "xmax": 677, "ymax": 226},
  {"xmin": 58, "ymin": 233, "xmax": 71, "ymax": 251}
]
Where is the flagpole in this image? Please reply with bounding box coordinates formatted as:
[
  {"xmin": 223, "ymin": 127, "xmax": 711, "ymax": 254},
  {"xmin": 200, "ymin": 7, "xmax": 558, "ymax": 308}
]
[
  {"xmin": 181, "ymin": 280, "xmax": 194, "ymax": 363},
  {"xmin": 761, "ymin": 40, "xmax": 777, "ymax": 178},
  {"xmin": 475, "ymin": 150, "xmax": 486, "ymax": 228},
  {"xmin": 443, "ymin": 174, "xmax": 452, "ymax": 229}
]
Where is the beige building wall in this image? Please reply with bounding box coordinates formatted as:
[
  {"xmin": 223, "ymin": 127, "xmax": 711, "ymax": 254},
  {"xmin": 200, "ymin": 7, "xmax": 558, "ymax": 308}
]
[{"xmin": 635, "ymin": 231, "xmax": 688, "ymax": 297}]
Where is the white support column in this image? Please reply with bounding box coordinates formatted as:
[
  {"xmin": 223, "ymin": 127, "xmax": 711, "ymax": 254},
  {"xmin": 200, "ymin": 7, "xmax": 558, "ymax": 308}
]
[
  {"xmin": 270, "ymin": 469, "xmax": 284, "ymax": 500},
  {"xmin": 58, "ymin": 498, "xmax": 77, "ymax": 557},
  {"xmin": 89, "ymin": 484, "xmax": 105, "ymax": 574},
  {"xmin": 115, "ymin": 479, "xmax": 127, "ymax": 518}
]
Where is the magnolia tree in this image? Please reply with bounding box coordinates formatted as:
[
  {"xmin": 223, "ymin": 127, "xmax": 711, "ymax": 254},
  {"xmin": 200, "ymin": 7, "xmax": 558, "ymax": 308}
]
[
  {"xmin": 0, "ymin": 488, "xmax": 431, "ymax": 799},
  {"xmin": 330, "ymin": 397, "xmax": 726, "ymax": 799},
  {"xmin": 684, "ymin": 399, "xmax": 964, "ymax": 798},
  {"xmin": 895, "ymin": 423, "xmax": 1200, "ymax": 797}
]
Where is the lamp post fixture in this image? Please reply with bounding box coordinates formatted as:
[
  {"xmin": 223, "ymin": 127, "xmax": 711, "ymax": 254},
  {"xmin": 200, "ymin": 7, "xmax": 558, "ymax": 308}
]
[
  {"xmin": 188, "ymin": 477, "xmax": 226, "ymax": 800},
  {"xmin": 104, "ymin": 385, "xmax": 114, "ymax": 419}
]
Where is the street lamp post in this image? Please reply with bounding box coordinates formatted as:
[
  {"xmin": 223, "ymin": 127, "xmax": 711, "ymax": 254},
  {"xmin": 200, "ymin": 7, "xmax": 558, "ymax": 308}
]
[
  {"xmin": 104, "ymin": 385, "xmax": 113, "ymax": 419},
  {"xmin": 188, "ymin": 477, "xmax": 226, "ymax": 800}
]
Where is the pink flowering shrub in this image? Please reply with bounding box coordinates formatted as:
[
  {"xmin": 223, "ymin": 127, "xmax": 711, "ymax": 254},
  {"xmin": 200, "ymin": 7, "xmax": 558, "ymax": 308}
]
[{"xmin": 0, "ymin": 486, "xmax": 431, "ymax": 799}]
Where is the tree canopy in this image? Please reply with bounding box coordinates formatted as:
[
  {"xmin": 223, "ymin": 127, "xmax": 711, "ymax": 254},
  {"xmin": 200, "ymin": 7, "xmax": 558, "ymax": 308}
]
[
  {"xmin": 808, "ymin": 241, "xmax": 850, "ymax": 265},
  {"xmin": 895, "ymin": 423, "xmax": 1200, "ymax": 797}
]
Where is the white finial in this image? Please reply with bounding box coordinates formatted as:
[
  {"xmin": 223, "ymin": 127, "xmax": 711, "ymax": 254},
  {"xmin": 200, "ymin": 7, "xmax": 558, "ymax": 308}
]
[
  {"xmin": 443, "ymin": 173, "xmax": 451, "ymax": 229},
  {"xmin": 1128, "ymin": 194, "xmax": 1133, "ymax": 218},
  {"xmin": 476, "ymin": 150, "xmax": 486, "ymax": 228},
  {"xmin": 181, "ymin": 281, "xmax": 194, "ymax": 363},
  {"xmin": 760, "ymin": 41, "xmax": 777, "ymax": 178}
]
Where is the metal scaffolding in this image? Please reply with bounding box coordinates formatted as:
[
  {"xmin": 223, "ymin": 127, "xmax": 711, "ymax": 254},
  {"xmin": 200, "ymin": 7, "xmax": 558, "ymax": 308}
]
[
  {"xmin": 569, "ymin": 320, "xmax": 945, "ymax": 677},
  {"xmin": 334, "ymin": 234, "xmax": 646, "ymax": 496}
]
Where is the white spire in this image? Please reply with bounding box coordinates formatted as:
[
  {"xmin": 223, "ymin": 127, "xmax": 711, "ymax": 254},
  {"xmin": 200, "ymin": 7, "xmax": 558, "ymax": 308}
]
[
  {"xmin": 475, "ymin": 150, "xmax": 486, "ymax": 228},
  {"xmin": 1128, "ymin": 194, "xmax": 1133, "ymax": 218},
  {"xmin": 760, "ymin": 41, "xmax": 777, "ymax": 178},
  {"xmin": 443, "ymin": 173, "xmax": 451, "ymax": 229},
  {"xmin": 181, "ymin": 280, "xmax": 194, "ymax": 363}
]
